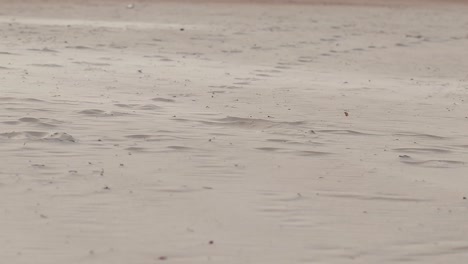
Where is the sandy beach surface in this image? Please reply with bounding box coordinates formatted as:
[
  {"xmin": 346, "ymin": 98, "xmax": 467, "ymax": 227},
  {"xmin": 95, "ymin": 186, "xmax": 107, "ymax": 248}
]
[{"xmin": 1, "ymin": 0, "xmax": 468, "ymax": 263}]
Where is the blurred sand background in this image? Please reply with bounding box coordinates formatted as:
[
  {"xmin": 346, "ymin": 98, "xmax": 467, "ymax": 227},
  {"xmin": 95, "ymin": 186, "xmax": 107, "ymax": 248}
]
[{"xmin": 1, "ymin": 0, "xmax": 468, "ymax": 263}]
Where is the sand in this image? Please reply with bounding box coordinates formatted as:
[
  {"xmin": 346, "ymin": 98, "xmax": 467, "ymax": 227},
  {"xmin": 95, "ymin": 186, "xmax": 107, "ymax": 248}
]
[{"xmin": 1, "ymin": 0, "xmax": 468, "ymax": 263}]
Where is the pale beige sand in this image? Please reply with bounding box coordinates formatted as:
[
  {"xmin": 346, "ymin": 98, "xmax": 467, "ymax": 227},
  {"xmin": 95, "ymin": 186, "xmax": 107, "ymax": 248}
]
[{"xmin": 1, "ymin": 0, "xmax": 468, "ymax": 263}]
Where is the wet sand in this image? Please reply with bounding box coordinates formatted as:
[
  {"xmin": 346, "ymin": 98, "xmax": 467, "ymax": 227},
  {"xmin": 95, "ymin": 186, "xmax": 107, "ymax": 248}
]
[{"xmin": 1, "ymin": 0, "xmax": 468, "ymax": 263}]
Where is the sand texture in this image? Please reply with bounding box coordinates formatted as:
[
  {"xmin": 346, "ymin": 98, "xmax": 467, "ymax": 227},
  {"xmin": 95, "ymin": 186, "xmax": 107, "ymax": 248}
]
[{"xmin": 1, "ymin": 0, "xmax": 468, "ymax": 263}]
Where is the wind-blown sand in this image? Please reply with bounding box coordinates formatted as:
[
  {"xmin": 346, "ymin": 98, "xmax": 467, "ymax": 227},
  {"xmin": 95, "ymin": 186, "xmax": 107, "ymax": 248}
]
[{"xmin": 1, "ymin": 0, "xmax": 468, "ymax": 263}]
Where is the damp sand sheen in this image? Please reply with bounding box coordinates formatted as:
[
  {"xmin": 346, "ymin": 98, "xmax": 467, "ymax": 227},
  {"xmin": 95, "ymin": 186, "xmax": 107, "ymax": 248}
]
[{"xmin": 1, "ymin": 0, "xmax": 468, "ymax": 263}]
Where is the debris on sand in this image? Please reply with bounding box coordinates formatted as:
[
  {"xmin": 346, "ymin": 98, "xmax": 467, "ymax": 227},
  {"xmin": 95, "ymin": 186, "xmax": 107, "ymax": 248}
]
[{"xmin": 45, "ymin": 132, "xmax": 76, "ymax": 143}]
